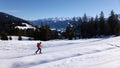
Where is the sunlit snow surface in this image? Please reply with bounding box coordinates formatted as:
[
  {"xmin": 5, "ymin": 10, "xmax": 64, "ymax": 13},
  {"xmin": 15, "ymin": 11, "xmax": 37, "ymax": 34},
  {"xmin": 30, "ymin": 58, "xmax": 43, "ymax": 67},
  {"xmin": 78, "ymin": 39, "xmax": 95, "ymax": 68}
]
[
  {"xmin": 15, "ymin": 23, "xmax": 36, "ymax": 30},
  {"xmin": 0, "ymin": 36, "xmax": 120, "ymax": 68}
]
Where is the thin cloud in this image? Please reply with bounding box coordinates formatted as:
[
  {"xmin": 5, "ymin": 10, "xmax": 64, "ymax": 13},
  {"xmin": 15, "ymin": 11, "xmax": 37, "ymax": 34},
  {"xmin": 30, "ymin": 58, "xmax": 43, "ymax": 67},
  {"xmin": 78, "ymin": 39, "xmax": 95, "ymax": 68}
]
[{"xmin": 7, "ymin": 10, "xmax": 22, "ymax": 13}]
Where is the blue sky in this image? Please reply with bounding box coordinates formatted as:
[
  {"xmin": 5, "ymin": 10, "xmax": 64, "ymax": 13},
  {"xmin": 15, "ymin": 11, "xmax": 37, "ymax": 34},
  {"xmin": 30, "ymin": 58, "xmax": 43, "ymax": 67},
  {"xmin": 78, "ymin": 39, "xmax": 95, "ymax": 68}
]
[{"xmin": 0, "ymin": 0, "xmax": 120, "ymax": 20}]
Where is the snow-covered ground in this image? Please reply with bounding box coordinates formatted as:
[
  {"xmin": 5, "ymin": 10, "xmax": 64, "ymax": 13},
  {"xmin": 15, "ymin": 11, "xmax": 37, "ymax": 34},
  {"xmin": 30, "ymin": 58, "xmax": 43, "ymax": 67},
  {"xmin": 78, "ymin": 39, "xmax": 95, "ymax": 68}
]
[
  {"xmin": 8, "ymin": 36, "xmax": 31, "ymax": 41},
  {"xmin": 15, "ymin": 23, "xmax": 36, "ymax": 30},
  {"xmin": 0, "ymin": 36, "xmax": 120, "ymax": 68}
]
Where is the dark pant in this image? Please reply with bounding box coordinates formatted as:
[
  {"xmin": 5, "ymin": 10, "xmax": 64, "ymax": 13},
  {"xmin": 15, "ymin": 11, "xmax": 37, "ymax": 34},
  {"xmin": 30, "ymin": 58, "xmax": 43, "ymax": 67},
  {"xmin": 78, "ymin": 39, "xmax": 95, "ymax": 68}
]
[{"xmin": 35, "ymin": 48, "xmax": 41, "ymax": 54}]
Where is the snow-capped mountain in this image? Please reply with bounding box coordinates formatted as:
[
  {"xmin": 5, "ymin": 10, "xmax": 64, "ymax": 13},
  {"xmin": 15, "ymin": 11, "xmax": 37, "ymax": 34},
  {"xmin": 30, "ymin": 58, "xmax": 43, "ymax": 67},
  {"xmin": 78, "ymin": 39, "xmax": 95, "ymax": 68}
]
[
  {"xmin": 44, "ymin": 17, "xmax": 73, "ymax": 21},
  {"xmin": 31, "ymin": 17, "xmax": 80, "ymax": 30}
]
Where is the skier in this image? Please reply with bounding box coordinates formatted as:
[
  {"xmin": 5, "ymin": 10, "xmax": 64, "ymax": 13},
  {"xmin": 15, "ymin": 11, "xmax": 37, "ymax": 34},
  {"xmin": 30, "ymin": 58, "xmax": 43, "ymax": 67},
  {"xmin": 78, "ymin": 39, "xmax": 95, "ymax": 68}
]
[{"xmin": 35, "ymin": 42, "xmax": 42, "ymax": 54}]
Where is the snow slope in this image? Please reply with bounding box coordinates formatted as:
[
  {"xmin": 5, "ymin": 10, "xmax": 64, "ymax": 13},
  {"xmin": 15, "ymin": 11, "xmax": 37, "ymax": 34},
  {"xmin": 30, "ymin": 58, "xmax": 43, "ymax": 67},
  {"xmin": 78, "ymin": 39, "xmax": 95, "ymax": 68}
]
[
  {"xmin": 0, "ymin": 36, "xmax": 120, "ymax": 68},
  {"xmin": 15, "ymin": 23, "xmax": 36, "ymax": 30}
]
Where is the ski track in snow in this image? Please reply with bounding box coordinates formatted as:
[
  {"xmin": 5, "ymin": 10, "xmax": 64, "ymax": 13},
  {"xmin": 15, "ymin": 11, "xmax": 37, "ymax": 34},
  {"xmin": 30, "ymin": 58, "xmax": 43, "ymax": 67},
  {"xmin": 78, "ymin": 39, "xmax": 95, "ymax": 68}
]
[{"xmin": 0, "ymin": 36, "xmax": 120, "ymax": 68}]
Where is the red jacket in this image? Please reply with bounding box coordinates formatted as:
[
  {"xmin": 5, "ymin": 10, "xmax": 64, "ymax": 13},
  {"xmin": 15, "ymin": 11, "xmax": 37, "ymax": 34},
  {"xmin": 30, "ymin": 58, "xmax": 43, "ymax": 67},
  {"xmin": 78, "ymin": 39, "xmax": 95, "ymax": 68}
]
[{"xmin": 37, "ymin": 43, "xmax": 41, "ymax": 48}]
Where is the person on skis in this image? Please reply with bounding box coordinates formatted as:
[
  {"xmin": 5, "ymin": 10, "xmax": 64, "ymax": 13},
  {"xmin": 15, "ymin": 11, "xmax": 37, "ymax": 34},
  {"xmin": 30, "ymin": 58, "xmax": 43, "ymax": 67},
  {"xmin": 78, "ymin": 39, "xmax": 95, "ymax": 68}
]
[{"xmin": 35, "ymin": 42, "xmax": 42, "ymax": 54}]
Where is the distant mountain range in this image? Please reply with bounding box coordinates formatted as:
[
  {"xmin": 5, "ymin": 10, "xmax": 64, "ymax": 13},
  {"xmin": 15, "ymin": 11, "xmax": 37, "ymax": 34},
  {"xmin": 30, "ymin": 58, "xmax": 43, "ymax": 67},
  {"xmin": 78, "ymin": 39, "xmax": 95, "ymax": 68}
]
[
  {"xmin": 32, "ymin": 14, "xmax": 120, "ymax": 30},
  {"xmin": 31, "ymin": 17, "xmax": 80, "ymax": 30}
]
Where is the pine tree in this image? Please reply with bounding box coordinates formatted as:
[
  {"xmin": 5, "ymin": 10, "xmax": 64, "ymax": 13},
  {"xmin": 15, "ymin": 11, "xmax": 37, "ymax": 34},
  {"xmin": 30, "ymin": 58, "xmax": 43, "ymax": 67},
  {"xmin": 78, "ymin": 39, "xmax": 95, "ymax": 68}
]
[
  {"xmin": 35, "ymin": 24, "xmax": 51, "ymax": 41},
  {"xmin": 94, "ymin": 15, "xmax": 99, "ymax": 36},
  {"xmin": 88, "ymin": 17, "xmax": 95, "ymax": 37},
  {"xmin": 98, "ymin": 11, "xmax": 105, "ymax": 35},
  {"xmin": 39, "ymin": 23, "xmax": 45, "ymax": 40},
  {"xmin": 0, "ymin": 32, "xmax": 8, "ymax": 40},
  {"xmin": 81, "ymin": 14, "xmax": 88, "ymax": 38},
  {"xmin": 18, "ymin": 35, "xmax": 22, "ymax": 40},
  {"xmin": 51, "ymin": 29, "xmax": 59, "ymax": 39},
  {"xmin": 9, "ymin": 36, "xmax": 12, "ymax": 40},
  {"xmin": 26, "ymin": 29, "xmax": 35, "ymax": 37},
  {"xmin": 114, "ymin": 15, "xmax": 120, "ymax": 35},
  {"xmin": 65, "ymin": 24, "xmax": 74, "ymax": 40},
  {"xmin": 70, "ymin": 17, "xmax": 77, "ymax": 39},
  {"xmin": 54, "ymin": 29, "xmax": 59, "ymax": 39},
  {"xmin": 33, "ymin": 29, "xmax": 40, "ymax": 40},
  {"xmin": 77, "ymin": 17, "xmax": 82, "ymax": 38},
  {"xmin": 45, "ymin": 24, "xmax": 51, "ymax": 41},
  {"xmin": 107, "ymin": 10, "xmax": 120, "ymax": 35}
]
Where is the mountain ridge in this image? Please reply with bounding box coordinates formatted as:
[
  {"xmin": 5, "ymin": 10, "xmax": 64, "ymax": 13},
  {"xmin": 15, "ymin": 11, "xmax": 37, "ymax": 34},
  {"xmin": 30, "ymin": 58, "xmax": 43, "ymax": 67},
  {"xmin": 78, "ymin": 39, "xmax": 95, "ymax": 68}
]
[
  {"xmin": 31, "ymin": 17, "xmax": 81, "ymax": 30},
  {"xmin": 0, "ymin": 12, "xmax": 36, "ymax": 31}
]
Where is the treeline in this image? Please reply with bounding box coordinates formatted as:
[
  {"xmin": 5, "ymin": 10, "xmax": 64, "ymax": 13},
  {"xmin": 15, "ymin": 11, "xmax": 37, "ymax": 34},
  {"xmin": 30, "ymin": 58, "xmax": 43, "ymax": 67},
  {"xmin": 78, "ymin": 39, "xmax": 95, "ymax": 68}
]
[
  {"xmin": 0, "ymin": 24, "xmax": 59, "ymax": 41},
  {"xmin": 64, "ymin": 10, "xmax": 120, "ymax": 39},
  {"xmin": 0, "ymin": 10, "xmax": 120, "ymax": 40}
]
